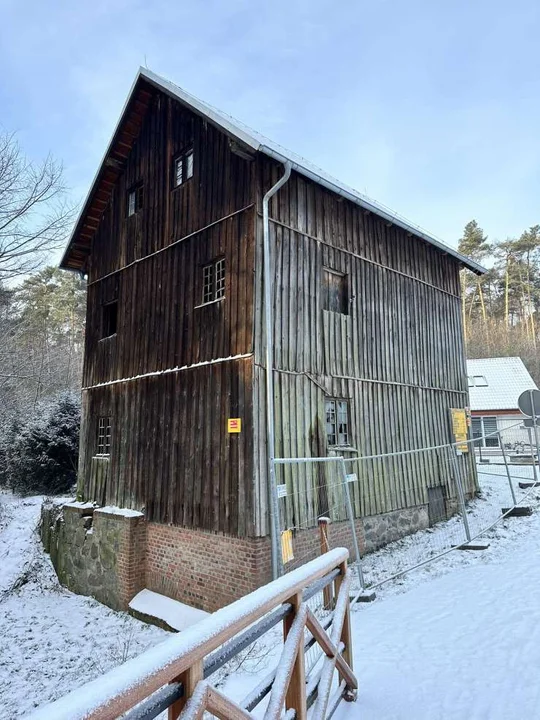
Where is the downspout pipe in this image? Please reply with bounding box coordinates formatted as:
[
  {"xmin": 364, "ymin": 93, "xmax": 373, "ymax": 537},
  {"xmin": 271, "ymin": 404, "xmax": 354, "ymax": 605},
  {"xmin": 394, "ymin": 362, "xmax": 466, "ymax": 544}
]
[{"xmin": 263, "ymin": 158, "xmax": 292, "ymax": 580}]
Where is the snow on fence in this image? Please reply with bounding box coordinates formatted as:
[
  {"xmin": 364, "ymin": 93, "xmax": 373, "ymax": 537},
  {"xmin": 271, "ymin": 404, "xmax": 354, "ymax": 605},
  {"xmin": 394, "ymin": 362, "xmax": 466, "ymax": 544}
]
[
  {"xmin": 275, "ymin": 421, "xmax": 540, "ymax": 596},
  {"xmin": 29, "ymin": 548, "xmax": 357, "ymax": 720}
]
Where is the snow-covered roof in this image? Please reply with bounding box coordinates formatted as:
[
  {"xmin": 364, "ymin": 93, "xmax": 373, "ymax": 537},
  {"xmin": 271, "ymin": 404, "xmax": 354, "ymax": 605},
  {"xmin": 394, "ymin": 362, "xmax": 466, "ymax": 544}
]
[
  {"xmin": 60, "ymin": 67, "xmax": 485, "ymax": 275},
  {"xmin": 467, "ymin": 357, "xmax": 538, "ymax": 411}
]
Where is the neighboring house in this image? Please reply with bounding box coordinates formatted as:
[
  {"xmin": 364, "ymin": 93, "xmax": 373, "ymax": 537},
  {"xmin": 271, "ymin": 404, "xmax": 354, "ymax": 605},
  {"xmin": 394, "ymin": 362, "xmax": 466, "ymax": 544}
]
[
  {"xmin": 467, "ymin": 357, "xmax": 538, "ymax": 460},
  {"xmin": 57, "ymin": 68, "xmax": 481, "ymax": 612}
]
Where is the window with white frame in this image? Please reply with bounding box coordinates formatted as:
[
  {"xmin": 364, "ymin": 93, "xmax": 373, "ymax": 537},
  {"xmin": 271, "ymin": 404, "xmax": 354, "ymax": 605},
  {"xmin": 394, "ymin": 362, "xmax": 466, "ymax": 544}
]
[
  {"xmin": 325, "ymin": 398, "xmax": 350, "ymax": 447},
  {"xmin": 173, "ymin": 147, "xmax": 194, "ymax": 188},
  {"xmin": 201, "ymin": 258, "xmax": 225, "ymax": 305},
  {"xmin": 468, "ymin": 375, "xmax": 488, "ymax": 387},
  {"xmin": 471, "ymin": 416, "xmax": 499, "ymax": 447},
  {"xmin": 96, "ymin": 417, "xmax": 112, "ymax": 456}
]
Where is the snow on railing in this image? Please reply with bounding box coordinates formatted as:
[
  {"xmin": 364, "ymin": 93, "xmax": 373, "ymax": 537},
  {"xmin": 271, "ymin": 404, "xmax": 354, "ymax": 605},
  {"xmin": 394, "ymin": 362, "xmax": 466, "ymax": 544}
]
[{"xmin": 29, "ymin": 548, "xmax": 357, "ymax": 720}]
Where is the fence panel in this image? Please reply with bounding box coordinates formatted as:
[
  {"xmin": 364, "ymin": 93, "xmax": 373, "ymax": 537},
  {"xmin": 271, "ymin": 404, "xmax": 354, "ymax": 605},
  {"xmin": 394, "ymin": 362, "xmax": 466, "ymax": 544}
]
[{"xmin": 275, "ymin": 420, "xmax": 540, "ymax": 597}]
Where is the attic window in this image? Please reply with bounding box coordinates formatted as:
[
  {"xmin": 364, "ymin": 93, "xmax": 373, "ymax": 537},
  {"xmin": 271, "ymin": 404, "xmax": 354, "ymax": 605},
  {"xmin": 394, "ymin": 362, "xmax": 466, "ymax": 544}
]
[
  {"xmin": 127, "ymin": 184, "xmax": 143, "ymax": 216},
  {"xmin": 322, "ymin": 268, "xmax": 348, "ymax": 314},
  {"xmin": 173, "ymin": 147, "xmax": 194, "ymax": 188}
]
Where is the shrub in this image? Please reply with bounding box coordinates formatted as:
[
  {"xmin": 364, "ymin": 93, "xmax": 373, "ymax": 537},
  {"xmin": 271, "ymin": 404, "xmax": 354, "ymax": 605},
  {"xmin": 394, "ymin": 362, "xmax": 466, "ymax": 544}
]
[{"xmin": 1, "ymin": 393, "xmax": 80, "ymax": 495}]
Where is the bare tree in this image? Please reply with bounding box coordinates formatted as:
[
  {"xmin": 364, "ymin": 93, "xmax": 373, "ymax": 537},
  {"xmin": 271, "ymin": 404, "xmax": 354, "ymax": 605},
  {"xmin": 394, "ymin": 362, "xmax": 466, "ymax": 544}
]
[{"xmin": 0, "ymin": 132, "xmax": 75, "ymax": 281}]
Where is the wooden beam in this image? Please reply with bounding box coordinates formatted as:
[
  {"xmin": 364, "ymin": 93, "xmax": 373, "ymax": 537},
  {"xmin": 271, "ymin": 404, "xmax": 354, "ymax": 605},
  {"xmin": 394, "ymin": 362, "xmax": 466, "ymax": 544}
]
[
  {"xmin": 168, "ymin": 660, "xmax": 203, "ymax": 720},
  {"xmin": 305, "ymin": 609, "xmax": 357, "ymax": 690}
]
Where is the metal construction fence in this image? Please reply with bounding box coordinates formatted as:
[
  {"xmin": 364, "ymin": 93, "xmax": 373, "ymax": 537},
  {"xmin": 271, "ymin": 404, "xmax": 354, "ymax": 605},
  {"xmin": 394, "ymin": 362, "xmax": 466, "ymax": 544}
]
[{"xmin": 274, "ymin": 421, "xmax": 540, "ymax": 599}]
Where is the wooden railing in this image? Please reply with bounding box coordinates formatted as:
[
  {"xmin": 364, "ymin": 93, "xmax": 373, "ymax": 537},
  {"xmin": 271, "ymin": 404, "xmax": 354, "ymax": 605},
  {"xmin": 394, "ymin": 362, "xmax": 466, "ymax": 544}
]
[{"xmin": 30, "ymin": 548, "xmax": 357, "ymax": 720}]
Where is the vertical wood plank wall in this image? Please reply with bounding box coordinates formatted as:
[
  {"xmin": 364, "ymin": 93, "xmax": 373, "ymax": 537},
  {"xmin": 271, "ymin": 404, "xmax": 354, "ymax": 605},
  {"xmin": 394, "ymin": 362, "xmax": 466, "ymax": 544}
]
[
  {"xmin": 253, "ymin": 159, "xmax": 476, "ymax": 535},
  {"xmin": 79, "ymin": 83, "xmax": 476, "ymax": 540},
  {"xmin": 80, "ymin": 89, "xmax": 257, "ymax": 537}
]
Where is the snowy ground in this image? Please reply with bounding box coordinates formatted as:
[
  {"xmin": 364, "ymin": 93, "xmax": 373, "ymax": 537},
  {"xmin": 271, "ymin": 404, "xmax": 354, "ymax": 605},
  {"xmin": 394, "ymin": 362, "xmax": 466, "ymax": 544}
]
[
  {"xmin": 3, "ymin": 463, "xmax": 540, "ymax": 718},
  {"xmin": 0, "ymin": 492, "xmax": 168, "ymax": 718}
]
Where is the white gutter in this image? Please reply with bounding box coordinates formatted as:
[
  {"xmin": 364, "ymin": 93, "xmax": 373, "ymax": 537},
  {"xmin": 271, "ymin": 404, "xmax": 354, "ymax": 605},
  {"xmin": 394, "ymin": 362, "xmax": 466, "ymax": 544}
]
[{"xmin": 263, "ymin": 159, "xmax": 292, "ymax": 580}]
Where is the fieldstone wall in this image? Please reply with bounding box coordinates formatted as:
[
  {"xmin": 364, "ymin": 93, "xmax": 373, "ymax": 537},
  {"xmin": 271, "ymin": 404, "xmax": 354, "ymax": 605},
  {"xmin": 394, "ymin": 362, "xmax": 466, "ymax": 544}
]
[
  {"xmin": 363, "ymin": 505, "xmax": 429, "ymax": 553},
  {"xmin": 40, "ymin": 501, "xmax": 145, "ymax": 610}
]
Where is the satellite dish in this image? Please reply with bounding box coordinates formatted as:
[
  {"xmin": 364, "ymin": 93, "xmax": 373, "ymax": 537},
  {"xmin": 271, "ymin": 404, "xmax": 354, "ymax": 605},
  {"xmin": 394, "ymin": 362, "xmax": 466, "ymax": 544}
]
[{"xmin": 518, "ymin": 389, "xmax": 540, "ymax": 418}]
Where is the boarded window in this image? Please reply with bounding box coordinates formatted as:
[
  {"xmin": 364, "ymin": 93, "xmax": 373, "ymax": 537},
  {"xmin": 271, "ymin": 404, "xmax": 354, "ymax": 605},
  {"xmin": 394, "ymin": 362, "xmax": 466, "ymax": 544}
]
[
  {"xmin": 96, "ymin": 417, "xmax": 112, "ymax": 456},
  {"xmin": 325, "ymin": 398, "xmax": 350, "ymax": 446},
  {"xmin": 472, "ymin": 416, "xmax": 499, "ymax": 448},
  {"xmin": 201, "ymin": 258, "xmax": 225, "ymax": 305},
  {"xmin": 322, "ymin": 268, "xmax": 348, "ymax": 314},
  {"xmin": 173, "ymin": 147, "xmax": 194, "ymax": 188},
  {"xmin": 427, "ymin": 486, "xmax": 446, "ymax": 526},
  {"xmin": 127, "ymin": 184, "xmax": 143, "ymax": 216},
  {"xmin": 102, "ymin": 301, "xmax": 118, "ymax": 338}
]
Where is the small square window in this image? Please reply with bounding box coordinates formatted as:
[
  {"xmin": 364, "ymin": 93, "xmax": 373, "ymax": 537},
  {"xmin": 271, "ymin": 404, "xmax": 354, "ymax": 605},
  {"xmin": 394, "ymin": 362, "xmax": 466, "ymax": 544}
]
[
  {"xmin": 325, "ymin": 398, "xmax": 350, "ymax": 447},
  {"xmin": 127, "ymin": 184, "xmax": 143, "ymax": 217},
  {"xmin": 173, "ymin": 147, "xmax": 194, "ymax": 188},
  {"xmin": 201, "ymin": 258, "xmax": 225, "ymax": 305},
  {"xmin": 96, "ymin": 417, "xmax": 111, "ymax": 456},
  {"xmin": 323, "ymin": 268, "xmax": 348, "ymax": 314},
  {"xmin": 102, "ymin": 301, "xmax": 118, "ymax": 338}
]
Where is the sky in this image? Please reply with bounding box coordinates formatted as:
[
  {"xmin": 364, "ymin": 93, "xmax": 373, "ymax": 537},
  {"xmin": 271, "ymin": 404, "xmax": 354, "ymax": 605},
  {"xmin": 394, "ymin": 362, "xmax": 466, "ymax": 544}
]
[{"xmin": 1, "ymin": 0, "xmax": 540, "ymax": 256}]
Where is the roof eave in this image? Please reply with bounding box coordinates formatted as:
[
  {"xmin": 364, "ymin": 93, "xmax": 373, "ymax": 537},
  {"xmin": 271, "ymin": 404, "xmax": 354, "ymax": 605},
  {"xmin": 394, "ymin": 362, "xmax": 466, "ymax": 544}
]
[{"xmin": 60, "ymin": 66, "xmax": 486, "ymax": 277}]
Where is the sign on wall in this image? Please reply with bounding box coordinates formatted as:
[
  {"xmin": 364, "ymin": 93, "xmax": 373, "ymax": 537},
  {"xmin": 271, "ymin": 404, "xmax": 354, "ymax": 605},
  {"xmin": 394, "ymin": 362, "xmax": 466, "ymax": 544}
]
[
  {"xmin": 227, "ymin": 418, "xmax": 242, "ymax": 433},
  {"xmin": 450, "ymin": 408, "xmax": 469, "ymax": 453},
  {"xmin": 281, "ymin": 529, "xmax": 294, "ymax": 564}
]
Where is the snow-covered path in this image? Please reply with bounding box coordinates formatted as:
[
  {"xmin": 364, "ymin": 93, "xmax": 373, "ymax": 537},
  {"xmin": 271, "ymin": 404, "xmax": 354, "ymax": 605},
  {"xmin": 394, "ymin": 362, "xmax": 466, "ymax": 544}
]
[
  {"xmin": 3, "ymin": 469, "xmax": 540, "ymax": 719},
  {"xmin": 338, "ymin": 510, "xmax": 540, "ymax": 719}
]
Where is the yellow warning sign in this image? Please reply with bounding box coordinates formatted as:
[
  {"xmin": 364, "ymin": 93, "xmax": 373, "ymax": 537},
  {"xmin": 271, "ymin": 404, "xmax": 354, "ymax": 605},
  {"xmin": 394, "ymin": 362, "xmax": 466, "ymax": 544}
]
[
  {"xmin": 450, "ymin": 408, "xmax": 469, "ymax": 453},
  {"xmin": 227, "ymin": 418, "xmax": 242, "ymax": 433},
  {"xmin": 281, "ymin": 529, "xmax": 294, "ymax": 564}
]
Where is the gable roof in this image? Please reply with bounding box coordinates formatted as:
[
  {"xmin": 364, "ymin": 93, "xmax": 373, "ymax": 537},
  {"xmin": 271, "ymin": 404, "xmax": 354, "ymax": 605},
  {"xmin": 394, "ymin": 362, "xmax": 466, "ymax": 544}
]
[
  {"xmin": 60, "ymin": 67, "xmax": 485, "ymax": 275},
  {"xmin": 467, "ymin": 357, "xmax": 538, "ymax": 411}
]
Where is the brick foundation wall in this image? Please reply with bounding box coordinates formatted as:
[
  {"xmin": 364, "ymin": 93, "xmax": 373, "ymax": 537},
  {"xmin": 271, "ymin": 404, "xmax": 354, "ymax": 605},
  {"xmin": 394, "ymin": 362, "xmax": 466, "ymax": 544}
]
[
  {"xmin": 145, "ymin": 524, "xmax": 272, "ymax": 612},
  {"xmin": 42, "ymin": 500, "xmax": 430, "ymax": 613}
]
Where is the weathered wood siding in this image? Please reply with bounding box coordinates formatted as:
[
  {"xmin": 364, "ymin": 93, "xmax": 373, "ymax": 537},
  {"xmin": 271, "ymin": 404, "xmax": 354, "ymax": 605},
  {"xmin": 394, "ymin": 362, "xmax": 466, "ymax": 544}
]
[
  {"xmin": 79, "ymin": 90, "xmax": 257, "ymax": 536},
  {"xmin": 253, "ymin": 159, "xmax": 476, "ymax": 534}
]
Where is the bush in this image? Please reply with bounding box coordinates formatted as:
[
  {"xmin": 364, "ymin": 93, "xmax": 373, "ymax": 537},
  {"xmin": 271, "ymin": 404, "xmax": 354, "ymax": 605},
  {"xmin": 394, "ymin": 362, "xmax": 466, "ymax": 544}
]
[{"xmin": 0, "ymin": 393, "xmax": 80, "ymax": 495}]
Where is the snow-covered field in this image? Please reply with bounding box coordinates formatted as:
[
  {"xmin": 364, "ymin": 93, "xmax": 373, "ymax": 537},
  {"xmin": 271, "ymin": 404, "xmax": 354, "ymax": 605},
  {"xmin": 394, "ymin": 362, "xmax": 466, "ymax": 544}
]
[
  {"xmin": 0, "ymin": 493, "xmax": 168, "ymax": 718},
  {"xmin": 2, "ymin": 463, "xmax": 540, "ymax": 719}
]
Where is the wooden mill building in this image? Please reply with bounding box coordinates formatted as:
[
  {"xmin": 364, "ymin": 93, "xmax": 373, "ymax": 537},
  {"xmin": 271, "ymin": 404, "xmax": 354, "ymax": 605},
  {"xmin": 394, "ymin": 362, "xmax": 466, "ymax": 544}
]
[{"xmin": 59, "ymin": 68, "xmax": 482, "ymax": 611}]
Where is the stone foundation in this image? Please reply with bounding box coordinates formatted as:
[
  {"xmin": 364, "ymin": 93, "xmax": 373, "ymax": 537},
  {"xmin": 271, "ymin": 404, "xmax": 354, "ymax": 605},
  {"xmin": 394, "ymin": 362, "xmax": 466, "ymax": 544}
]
[
  {"xmin": 41, "ymin": 501, "xmax": 429, "ymax": 613},
  {"xmin": 41, "ymin": 501, "xmax": 145, "ymax": 610},
  {"xmin": 363, "ymin": 505, "xmax": 429, "ymax": 553}
]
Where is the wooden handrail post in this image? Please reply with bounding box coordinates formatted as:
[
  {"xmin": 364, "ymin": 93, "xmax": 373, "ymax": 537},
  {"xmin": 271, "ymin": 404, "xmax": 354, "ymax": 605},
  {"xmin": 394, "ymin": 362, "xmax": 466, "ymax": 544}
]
[
  {"xmin": 168, "ymin": 660, "xmax": 203, "ymax": 719},
  {"xmin": 335, "ymin": 560, "xmax": 356, "ymax": 701},
  {"xmin": 283, "ymin": 591, "xmax": 308, "ymax": 720},
  {"xmin": 318, "ymin": 518, "xmax": 333, "ymax": 609}
]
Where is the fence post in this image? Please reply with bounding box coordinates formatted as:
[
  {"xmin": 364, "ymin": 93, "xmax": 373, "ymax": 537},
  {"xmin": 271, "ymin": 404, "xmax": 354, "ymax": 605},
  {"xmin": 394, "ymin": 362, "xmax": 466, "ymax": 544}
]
[
  {"xmin": 318, "ymin": 517, "xmax": 333, "ymax": 609},
  {"xmin": 339, "ymin": 458, "xmax": 365, "ymax": 591},
  {"xmin": 168, "ymin": 660, "xmax": 203, "ymax": 719},
  {"xmin": 526, "ymin": 427, "xmax": 539, "ymax": 483},
  {"xmin": 499, "ymin": 432, "xmax": 517, "ymax": 506},
  {"xmin": 335, "ymin": 559, "xmax": 356, "ymax": 701},
  {"xmin": 450, "ymin": 448, "xmax": 472, "ymax": 543},
  {"xmin": 283, "ymin": 591, "xmax": 307, "ymax": 720},
  {"xmin": 533, "ymin": 417, "xmax": 540, "ymax": 480}
]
